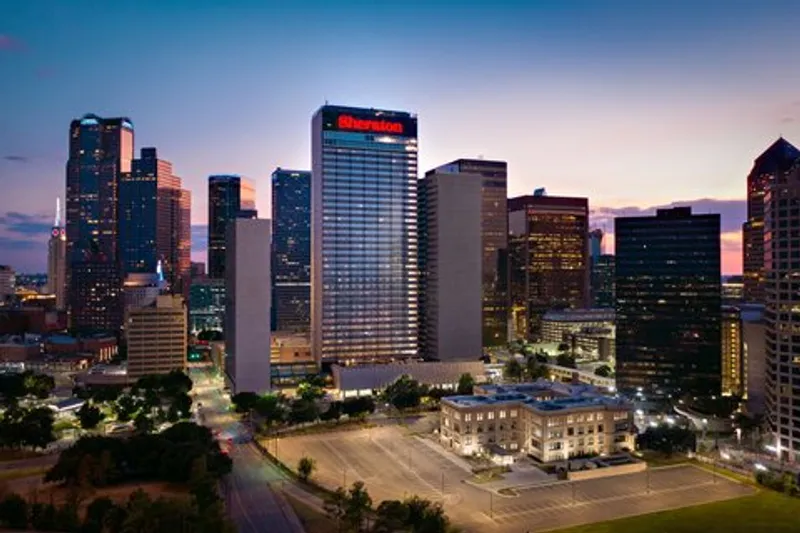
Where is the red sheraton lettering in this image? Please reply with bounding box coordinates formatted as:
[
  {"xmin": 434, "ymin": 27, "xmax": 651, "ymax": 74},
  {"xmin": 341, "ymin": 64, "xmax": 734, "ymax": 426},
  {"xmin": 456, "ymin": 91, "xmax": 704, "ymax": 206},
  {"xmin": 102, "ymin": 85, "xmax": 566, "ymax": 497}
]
[{"xmin": 337, "ymin": 115, "xmax": 404, "ymax": 134}]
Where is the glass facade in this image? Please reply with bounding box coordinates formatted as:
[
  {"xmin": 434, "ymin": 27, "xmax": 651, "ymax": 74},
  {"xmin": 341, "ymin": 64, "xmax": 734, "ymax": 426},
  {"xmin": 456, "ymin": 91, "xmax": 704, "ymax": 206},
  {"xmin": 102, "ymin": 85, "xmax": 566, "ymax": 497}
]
[
  {"xmin": 66, "ymin": 114, "xmax": 133, "ymax": 334},
  {"xmin": 271, "ymin": 168, "xmax": 311, "ymax": 332},
  {"xmin": 508, "ymin": 195, "xmax": 589, "ymax": 340},
  {"xmin": 189, "ymin": 278, "xmax": 225, "ymax": 333},
  {"xmin": 591, "ymin": 254, "xmax": 615, "ymax": 308},
  {"xmin": 615, "ymin": 207, "xmax": 721, "ymax": 395},
  {"xmin": 207, "ymin": 175, "xmax": 256, "ymax": 279},
  {"xmin": 312, "ymin": 105, "xmax": 418, "ymax": 363}
]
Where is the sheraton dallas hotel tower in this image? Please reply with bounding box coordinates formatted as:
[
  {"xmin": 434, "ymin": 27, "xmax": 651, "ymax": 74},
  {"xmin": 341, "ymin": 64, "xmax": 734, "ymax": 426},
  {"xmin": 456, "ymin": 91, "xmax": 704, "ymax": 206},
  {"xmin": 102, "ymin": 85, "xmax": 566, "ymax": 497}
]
[{"xmin": 311, "ymin": 106, "xmax": 419, "ymax": 363}]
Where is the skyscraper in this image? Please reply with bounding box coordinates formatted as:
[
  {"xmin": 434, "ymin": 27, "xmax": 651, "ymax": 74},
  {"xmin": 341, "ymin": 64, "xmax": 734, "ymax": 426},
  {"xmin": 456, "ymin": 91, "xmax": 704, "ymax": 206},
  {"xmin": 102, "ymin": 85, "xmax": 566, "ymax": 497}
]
[
  {"xmin": 271, "ymin": 168, "xmax": 311, "ymax": 332},
  {"xmin": 721, "ymin": 305, "xmax": 744, "ymax": 397},
  {"xmin": 418, "ymin": 169, "xmax": 483, "ymax": 361},
  {"xmin": 426, "ymin": 159, "xmax": 508, "ymax": 347},
  {"xmin": 615, "ymin": 207, "xmax": 721, "ymax": 394},
  {"xmin": 47, "ymin": 198, "xmax": 67, "ymax": 309},
  {"xmin": 126, "ymin": 294, "xmax": 187, "ymax": 378},
  {"xmin": 508, "ymin": 193, "xmax": 589, "ymax": 339},
  {"xmin": 311, "ymin": 105, "xmax": 418, "ymax": 363},
  {"xmin": 66, "ymin": 114, "xmax": 133, "ymax": 333},
  {"xmin": 207, "ymin": 175, "xmax": 256, "ymax": 280},
  {"xmin": 225, "ymin": 218, "xmax": 271, "ymax": 394},
  {"xmin": 743, "ymin": 138, "xmax": 800, "ymax": 303},
  {"xmin": 764, "ymin": 162, "xmax": 800, "ymax": 461},
  {"xmin": 119, "ymin": 148, "xmax": 191, "ymax": 299}
]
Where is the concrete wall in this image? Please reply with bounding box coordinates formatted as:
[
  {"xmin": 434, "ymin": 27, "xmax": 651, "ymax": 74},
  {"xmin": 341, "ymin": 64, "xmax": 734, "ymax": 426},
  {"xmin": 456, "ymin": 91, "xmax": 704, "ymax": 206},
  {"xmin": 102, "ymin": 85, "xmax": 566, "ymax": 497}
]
[
  {"xmin": 566, "ymin": 461, "xmax": 646, "ymax": 481},
  {"xmin": 744, "ymin": 321, "xmax": 766, "ymax": 415},
  {"xmin": 225, "ymin": 218, "xmax": 271, "ymax": 394}
]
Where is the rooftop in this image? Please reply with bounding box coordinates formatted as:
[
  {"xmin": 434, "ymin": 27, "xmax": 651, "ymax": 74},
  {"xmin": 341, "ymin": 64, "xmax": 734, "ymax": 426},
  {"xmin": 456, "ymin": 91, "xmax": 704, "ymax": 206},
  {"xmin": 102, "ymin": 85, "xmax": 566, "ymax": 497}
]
[{"xmin": 542, "ymin": 308, "xmax": 615, "ymax": 323}]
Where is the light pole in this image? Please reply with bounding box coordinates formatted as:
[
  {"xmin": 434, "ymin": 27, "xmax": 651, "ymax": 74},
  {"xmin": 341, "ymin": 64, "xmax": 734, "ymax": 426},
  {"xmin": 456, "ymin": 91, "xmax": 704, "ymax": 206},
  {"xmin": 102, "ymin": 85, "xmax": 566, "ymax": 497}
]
[
  {"xmin": 342, "ymin": 467, "xmax": 347, "ymax": 488},
  {"xmin": 646, "ymin": 468, "xmax": 651, "ymax": 494},
  {"xmin": 441, "ymin": 471, "xmax": 445, "ymax": 499},
  {"xmin": 572, "ymin": 482, "xmax": 576, "ymax": 506},
  {"xmin": 489, "ymin": 491, "xmax": 493, "ymax": 519}
]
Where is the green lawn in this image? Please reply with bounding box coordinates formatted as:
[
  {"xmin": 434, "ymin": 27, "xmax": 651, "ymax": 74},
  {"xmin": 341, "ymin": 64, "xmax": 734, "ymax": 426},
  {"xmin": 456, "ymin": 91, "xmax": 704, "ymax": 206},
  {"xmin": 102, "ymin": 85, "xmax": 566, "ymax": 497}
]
[
  {"xmin": 283, "ymin": 493, "xmax": 337, "ymax": 533},
  {"xmin": 552, "ymin": 491, "xmax": 800, "ymax": 533}
]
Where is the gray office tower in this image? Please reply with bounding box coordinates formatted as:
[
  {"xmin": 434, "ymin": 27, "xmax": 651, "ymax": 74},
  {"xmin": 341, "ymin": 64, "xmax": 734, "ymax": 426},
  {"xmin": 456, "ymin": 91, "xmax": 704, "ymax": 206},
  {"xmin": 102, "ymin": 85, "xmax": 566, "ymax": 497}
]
[
  {"xmin": 311, "ymin": 105, "xmax": 419, "ymax": 363},
  {"xmin": 271, "ymin": 168, "xmax": 311, "ymax": 332},
  {"xmin": 418, "ymin": 169, "xmax": 483, "ymax": 361}
]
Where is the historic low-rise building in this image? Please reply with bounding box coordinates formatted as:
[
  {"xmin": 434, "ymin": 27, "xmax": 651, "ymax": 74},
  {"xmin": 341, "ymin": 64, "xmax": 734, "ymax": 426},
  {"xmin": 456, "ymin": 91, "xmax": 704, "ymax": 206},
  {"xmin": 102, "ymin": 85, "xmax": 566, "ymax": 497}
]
[{"xmin": 439, "ymin": 381, "xmax": 634, "ymax": 462}]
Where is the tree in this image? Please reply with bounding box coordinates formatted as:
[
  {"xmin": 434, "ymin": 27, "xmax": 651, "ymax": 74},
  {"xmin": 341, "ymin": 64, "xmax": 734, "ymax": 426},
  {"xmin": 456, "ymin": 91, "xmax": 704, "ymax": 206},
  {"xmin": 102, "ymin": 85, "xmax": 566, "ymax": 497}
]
[
  {"xmin": 253, "ymin": 394, "xmax": 285, "ymax": 425},
  {"xmin": 373, "ymin": 500, "xmax": 409, "ymax": 533},
  {"xmin": 344, "ymin": 481, "xmax": 372, "ymax": 532},
  {"xmin": 556, "ymin": 353, "xmax": 576, "ymax": 368},
  {"xmin": 172, "ymin": 392, "xmax": 193, "ymax": 419},
  {"xmin": 288, "ymin": 398, "xmax": 319, "ymax": 425},
  {"xmin": 594, "ymin": 365, "xmax": 612, "ymax": 378},
  {"xmin": 636, "ymin": 425, "xmax": 696, "ymax": 456},
  {"xmin": 83, "ymin": 497, "xmax": 124, "ymax": 533},
  {"xmin": 78, "ymin": 402, "xmax": 105, "ymax": 430},
  {"xmin": 134, "ymin": 412, "xmax": 154, "ymax": 434},
  {"xmin": 29, "ymin": 502, "xmax": 57, "ymax": 532},
  {"xmin": 114, "ymin": 394, "xmax": 137, "ymax": 422},
  {"xmin": 231, "ymin": 392, "xmax": 259, "ymax": 413},
  {"xmin": 342, "ymin": 397, "xmax": 375, "ymax": 419},
  {"xmin": 503, "ymin": 358, "xmax": 523, "ymax": 383},
  {"xmin": 324, "ymin": 487, "xmax": 348, "ymax": 530},
  {"xmin": 297, "ymin": 456, "xmax": 316, "ymax": 482},
  {"xmin": 456, "ymin": 373, "xmax": 475, "ymax": 395},
  {"xmin": 298, "ymin": 375, "xmax": 327, "ymax": 401},
  {"xmin": 320, "ymin": 401, "xmax": 343, "ymax": 422},
  {"xmin": 23, "ymin": 372, "xmax": 55, "ymax": 399},
  {"xmin": 525, "ymin": 356, "xmax": 548, "ymax": 381},
  {"xmin": 21, "ymin": 407, "xmax": 56, "ymax": 450},
  {"xmin": 383, "ymin": 375, "xmax": 423, "ymax": 410},
  {"xmin": 197, "ymin": 329, "xmax": 223, "ymax": 342},
  {"xmin": 557, "ymin": 342, "xmax": 570, "ymax": 353},
  {"xmin": 0, "ymin": 493, "xmax": 28, "ymax": 529}
]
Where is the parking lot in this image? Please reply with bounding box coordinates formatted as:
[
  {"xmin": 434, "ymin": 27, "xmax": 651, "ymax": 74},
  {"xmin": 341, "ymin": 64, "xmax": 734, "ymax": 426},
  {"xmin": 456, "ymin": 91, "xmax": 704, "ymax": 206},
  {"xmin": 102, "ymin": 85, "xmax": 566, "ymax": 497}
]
[{"xmin": 490, "ymin": 464, "xmax": 755, "ymax": 532}]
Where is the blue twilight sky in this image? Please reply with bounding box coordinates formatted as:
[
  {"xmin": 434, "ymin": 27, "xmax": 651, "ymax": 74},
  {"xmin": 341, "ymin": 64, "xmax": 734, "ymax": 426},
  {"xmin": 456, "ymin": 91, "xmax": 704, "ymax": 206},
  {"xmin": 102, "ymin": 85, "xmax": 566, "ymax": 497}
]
[{"xmin": 3, "ymin": 0, "xmax": 800, "ymax": 273}]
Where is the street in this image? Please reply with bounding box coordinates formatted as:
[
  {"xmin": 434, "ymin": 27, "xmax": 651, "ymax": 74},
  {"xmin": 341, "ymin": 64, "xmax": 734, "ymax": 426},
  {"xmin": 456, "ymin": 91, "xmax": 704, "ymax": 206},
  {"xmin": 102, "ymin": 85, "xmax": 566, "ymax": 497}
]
[{"xmin": 190, "ymin": 368, "xmax": 304, "ymax": 533}]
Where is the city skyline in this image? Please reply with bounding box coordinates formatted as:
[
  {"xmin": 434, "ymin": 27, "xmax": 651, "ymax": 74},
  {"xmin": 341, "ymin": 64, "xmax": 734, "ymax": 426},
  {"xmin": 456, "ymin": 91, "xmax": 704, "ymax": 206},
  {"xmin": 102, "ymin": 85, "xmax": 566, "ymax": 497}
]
[{"xmin": 5, "ymin": 1, "xmax": 800, "ymax": 274}]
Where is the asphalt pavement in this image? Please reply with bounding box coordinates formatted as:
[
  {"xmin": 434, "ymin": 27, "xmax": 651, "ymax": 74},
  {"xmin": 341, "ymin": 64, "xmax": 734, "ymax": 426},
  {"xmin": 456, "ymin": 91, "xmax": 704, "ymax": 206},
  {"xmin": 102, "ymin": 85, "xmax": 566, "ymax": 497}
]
[{"xmin": 190, "ymin": 368, "xmax": 305, "ymax": 533}]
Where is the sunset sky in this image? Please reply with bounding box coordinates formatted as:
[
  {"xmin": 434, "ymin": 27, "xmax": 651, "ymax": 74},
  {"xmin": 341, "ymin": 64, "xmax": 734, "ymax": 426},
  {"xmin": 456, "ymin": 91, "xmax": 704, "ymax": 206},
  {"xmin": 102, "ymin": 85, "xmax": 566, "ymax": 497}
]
[{"xmin": 3, "ymin": 0, "xmax": 800, "ymax": 273}]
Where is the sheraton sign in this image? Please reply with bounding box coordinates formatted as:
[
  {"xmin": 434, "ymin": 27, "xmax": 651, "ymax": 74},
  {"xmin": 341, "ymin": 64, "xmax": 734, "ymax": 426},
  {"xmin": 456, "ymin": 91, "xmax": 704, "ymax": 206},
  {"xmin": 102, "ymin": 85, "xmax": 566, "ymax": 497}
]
[{"xmin": 336, "ymin": 114, "xmax": 404, "ymax": 134}]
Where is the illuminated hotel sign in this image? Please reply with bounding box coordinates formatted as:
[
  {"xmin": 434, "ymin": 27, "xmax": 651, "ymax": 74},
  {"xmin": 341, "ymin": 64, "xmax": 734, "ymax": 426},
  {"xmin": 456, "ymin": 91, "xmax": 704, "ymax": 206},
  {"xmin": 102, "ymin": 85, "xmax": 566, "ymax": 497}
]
[
  {"xmin": 336, "ymin": 114, "xmax": 404, "ymax": 134},
  {"xmin": 323, "ymin": 109, "xmax": 417, "ymax": 137}
]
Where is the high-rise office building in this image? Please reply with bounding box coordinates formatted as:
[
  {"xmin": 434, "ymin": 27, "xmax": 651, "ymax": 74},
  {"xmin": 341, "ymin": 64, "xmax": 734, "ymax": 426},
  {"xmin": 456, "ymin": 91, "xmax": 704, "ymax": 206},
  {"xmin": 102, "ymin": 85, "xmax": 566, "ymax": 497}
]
[
  {"xmin": 743, "ymin": 138, "xmax": 800, "ymax": 303},
  {"xmin": 271, "ymin": 168, "xmax": 311, "ymax": 332},
  {"xmin": 207, "ymin": 175, "xmax": 256, "ymax": 280},
  {"xmin": 508, "ymin": 193, "xmax": 589, "ymax": 339},
  {"xmin": 311, "ymin": 105, "xmax": 418, "ymax": 363},
  {"xmin": 66, "ymin": 114, "xmax": 133, "ymax": 333},
  {"xmin": 764, "ymin": 162, "xmax": 800, "ymax": 461},
  {"xmin": 126, "ymin": 294, "xmax": 187, "ymax": 378},
  {"xmin": 426, "ymin": 159, "xmax": 508, "ymax": 347},
  {"xmin": 721, "ymin": 306, "xmax": 744, "ymax": 397},
  {"xmin": 418, "ymin": 169, "xmax": 483, "ymax": 361},
  {"xmin": 225, "ymin": 218, "xmax": 271, "ymax": 393},
  {"xmin": 589, "ymin": 229, "xmax": 603, "ymax": 263},
  {"xmin": 591, "ymin": 254, "xmax": 615, "ymax": 309},
  {"xmin": 0, "ymin": 265, "xmax": 15, "ymax": 305},
  {"xmin": 615, "ymin": 207, "xmax": 721, "ymax": 394},
  {"xmin": 47, "ymin": 198, "xmax": 67, "ymax": 309},
  {"xmin": 119, "ymin": 148, "xmax": 191, "ymax": 300}
]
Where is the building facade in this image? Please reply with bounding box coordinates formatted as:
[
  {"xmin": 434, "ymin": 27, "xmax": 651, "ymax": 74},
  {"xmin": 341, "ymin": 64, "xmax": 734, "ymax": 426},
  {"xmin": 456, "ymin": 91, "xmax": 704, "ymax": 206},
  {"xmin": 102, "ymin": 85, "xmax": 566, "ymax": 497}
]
[
  {"xmin": 47, "ymin": 198, "xmax": 67, "ymax": 309},
  {"xmin": 418, "ymin": 169, "xmax": 483, "ymax": 361},
  {"xmin": 119, "ymin": 147, "xmax": 191, "ymax": 300},
  {"xmin": 271, "ymin": 168, "xmax": 311, "ymax": 332},
  {"xmin": 189, "ymin": 278, "xmax": 225, "ymax": 333},
  {"xmin": 615, "ymin": 207, "xmax": 721, "ymax": 395},
  {"xmin": 508, "ymin": 194, "xmax": 590, "ymax": 340},
  {"xmin": 721, "ymin": 306, "xmax": 744, "ymax": 397},
  {"xmin": 425, "ymin": 159, "xmax": 508, "ymax": 347},
  {"xmin": 764, "ymin": 163, "xmax": 800, "ymax": 461},
  {"xmin": 591, "ymin": 254, "xmax": 614, "ymax": 309},
  {"xmin": 311, "ymin": 105, "xmax": 419, "ymax": 363},
  {"xmin": 439, "ymin": 382, "xmax": 634, "ymax": 462},
  {"xmin": 66, "ymin": 114, "xmax": 133, "ymax": 334},
  {"xmin": 225, "ymin": 218, "xmax": 271, "ymax": 394},
  {"xmin": 743, "ymin": 138, "xmax": 800, "ymax": 303},
  {"xmin": 208, "ymin": 175, "xmax": 256, "ymax": 280},
  {"xmin": 126, "ymin": 295, "xmax": 187, "ymax": 378}
]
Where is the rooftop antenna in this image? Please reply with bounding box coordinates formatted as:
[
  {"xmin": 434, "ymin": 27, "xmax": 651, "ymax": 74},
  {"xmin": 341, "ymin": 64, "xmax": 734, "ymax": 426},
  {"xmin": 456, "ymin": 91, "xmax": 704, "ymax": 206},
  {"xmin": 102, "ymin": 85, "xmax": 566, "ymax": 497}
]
[
  {"xmin": 54, "ymin": 197, "xmax": 61, "ymax": 227},
  {"xmin": 156, "ymin": 260, "xmax": 164, "ymax": 283}
]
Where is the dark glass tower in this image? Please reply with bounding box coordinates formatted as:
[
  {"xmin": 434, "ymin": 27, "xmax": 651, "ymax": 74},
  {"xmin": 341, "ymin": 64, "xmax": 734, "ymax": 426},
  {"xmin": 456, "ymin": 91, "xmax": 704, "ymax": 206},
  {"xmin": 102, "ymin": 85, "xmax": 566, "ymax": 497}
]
[
  {"xmin": 207, "ymin": 175, "xmax": 256, "ymax": 280},
  {"xmin": 66, "ymin": 114, "xmax": 133, "ymax": 334},
  {"xmin": 271, "ymin": 168, "xmax": 311, "ymax": 332},
  {"xmin": 591, "ymin": 254, "xmax": 615, "ymax": 309},
  {"xmin": 743, "ymin": 138, "xmax": 800, "ymax": 303},
  {"xmin": 508, "ymin": 194, "xmax": 589, "ymax": 340},
  {"xmin": 311, "ymin": 105, "xmax": 418, "ymax": 363},
  {"xmin": 426, "ymin": 159, "xmax": 508, "ymax": 347},
  {"xmin": 119, "ymin": 147, "xmax": 191, "ymax": 299},
  {"xmin": 615, "ymin": 207, "xmax": 721, "ymax": 395}
]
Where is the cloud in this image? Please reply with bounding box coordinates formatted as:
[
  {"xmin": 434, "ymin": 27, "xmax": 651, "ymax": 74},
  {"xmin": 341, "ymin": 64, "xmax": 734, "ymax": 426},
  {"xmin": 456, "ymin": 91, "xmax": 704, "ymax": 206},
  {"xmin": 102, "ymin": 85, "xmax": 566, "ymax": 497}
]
[
  {"xmin": 0, "ymin": 35, "xmax": 24, "ymax": 51},
  {"xmin": 0, "ymin": 211, "xmax": 52, "ymax": 235},
  {"xmin": 0, "ymin": 236, "xmax": 38, "ymax": 251},
  {"xmin": 2, "ymin": 155, "xmax": 29, "ymax": 163},
  {"xmin": 781, "ymin": 116, "xmax": 796, "ymax": 124},
  {"xmin": 592, "ymin": 198, "xmax": 745, "ymax": 234}
]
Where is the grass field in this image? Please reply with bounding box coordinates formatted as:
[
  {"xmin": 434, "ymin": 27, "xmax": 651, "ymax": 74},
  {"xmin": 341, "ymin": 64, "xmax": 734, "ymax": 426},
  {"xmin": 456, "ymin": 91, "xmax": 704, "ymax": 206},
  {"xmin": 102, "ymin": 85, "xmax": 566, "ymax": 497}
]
[
  {"xmin": 0, "ymin": 466, "xmax": 49, "ymax": 481},
  {"xmin": 283, "ymin": 493, "xmax": 337, "ymax": 533},
  {"xmin": 551, "ymin": 491, "xmax": 800, "ymax": 533}
]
